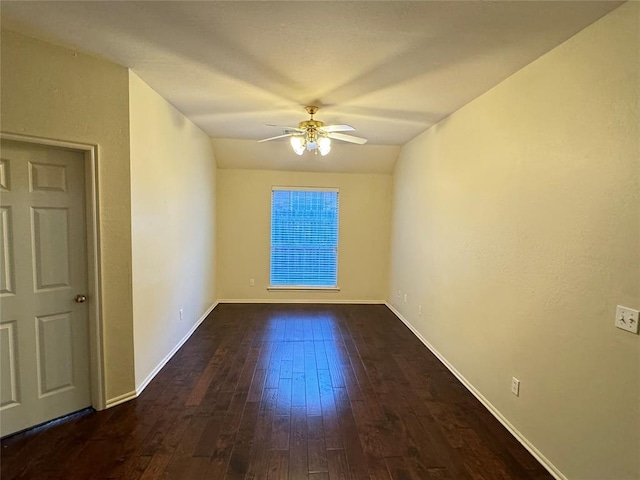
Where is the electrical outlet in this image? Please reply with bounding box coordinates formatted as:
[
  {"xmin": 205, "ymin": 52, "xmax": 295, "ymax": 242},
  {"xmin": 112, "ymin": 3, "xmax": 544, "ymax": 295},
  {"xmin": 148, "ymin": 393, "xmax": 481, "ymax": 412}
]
[
  {"xmin": 615, "ymin": 305, "xmax": 639, "ymax": 334},
  {"xmin": 179, "ymin": 309, "xmax": 184, "ymax": 321},
  {"xmin": 250, "ymin": 278, "xmax": 255, "ymax": 287},
  {"xmin": 403, "ymin": 293, "xmax": 407, "ymax": 303},
  {"xmin": 511, "ymin": 377, "xmax": 520, "ymax": 397},
  {"xmin": 418, "ymin": 305, "xmax": 422, "ymax": 316},
  {"xmin": 397, "ymin": 290, "xmax": 401, "ymax": 299}
]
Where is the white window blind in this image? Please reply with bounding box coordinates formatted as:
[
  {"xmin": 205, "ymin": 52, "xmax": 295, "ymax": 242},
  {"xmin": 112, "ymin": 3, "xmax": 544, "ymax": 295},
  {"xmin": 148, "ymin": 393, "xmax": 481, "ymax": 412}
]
[{"xmin": 270, "ymin": 187, "xmax": 339, "ymax": 288}]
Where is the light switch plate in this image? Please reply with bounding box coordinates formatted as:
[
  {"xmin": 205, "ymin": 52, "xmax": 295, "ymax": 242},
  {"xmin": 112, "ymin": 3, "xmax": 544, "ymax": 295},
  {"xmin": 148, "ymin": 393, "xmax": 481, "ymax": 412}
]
[
  {"xmin": 615, "ymin": 305, "xmax": 639, "ymax": 334},
  {"xmin": 511, "ymin": 377, "xmax": 520, "ymax": 396}
]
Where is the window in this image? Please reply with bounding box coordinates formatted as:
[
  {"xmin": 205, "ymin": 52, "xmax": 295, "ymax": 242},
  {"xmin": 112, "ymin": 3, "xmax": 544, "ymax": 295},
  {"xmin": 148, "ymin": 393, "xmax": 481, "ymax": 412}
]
[{"xmin": 270, "ymin": 187, "xmax": 339, "ymax": 288}]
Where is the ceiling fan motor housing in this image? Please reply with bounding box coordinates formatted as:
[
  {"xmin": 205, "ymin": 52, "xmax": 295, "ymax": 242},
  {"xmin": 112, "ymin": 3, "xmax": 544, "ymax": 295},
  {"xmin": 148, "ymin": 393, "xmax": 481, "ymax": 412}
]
[{"xmin": 298, "ymin": 119, "xmax": 325, "ymax": 142}]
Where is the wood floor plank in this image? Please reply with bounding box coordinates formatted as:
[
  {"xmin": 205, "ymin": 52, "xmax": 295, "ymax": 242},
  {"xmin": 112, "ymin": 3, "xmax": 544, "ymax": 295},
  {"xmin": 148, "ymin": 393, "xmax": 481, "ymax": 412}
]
[
  {"xmin": 139, "ymin": 448, "xmax": 173, "ymax": 480},
  {"xmin": 307, "ymin": 415, "xmax": 328, "ymax": 474},
  {"xmin": 333, "ymin": 387, "xmax": 369, "ymax": 480},
  {"xmin": 270, "ymin": 415, "xmax": 291, "ymax": 450},
  {"xmin": 192, "ymin": 415, "xmax": 224, "ymax": 457},
  {"xmin": 326, "ymin": 449, "xmax": 350, "ymax": 480},
  {"xmin": 185, "ymin": 360, "xmax": 219, "ymax": 406},
  {"xmin": 267, "ymin": 450, "xmax": 289, "ymax": 480},
  {"xmin": 292, "ymin": 372, "xmax": 306, "ymax": 407},
  {"xmin": 308, "ymin": 472, "xmax": 330, "ymax": 480},
  {"xmin": 1, "ymin": 304, "xmax": 554, "ymax": 480},
  {"xmin": 246, "ymin": 394, "xmax": 275, "ymax": 479},
  {"xmin": 288, "ymin": 407, "xmax": 308, "ymax": 480},
  {"xmin": 317, "ymin": 369, "xmax": 342, "ymax": 450},
  {"xmin": 276, "ymin": 378, "xmax": 293, "ymax": 416},
  {"xmin": 226, "ymin": 401, "xmax": 260, "ymax": 478},
  {"xmin": 385, "ymin": 455, "xmax": 434, "ymax": 480}
]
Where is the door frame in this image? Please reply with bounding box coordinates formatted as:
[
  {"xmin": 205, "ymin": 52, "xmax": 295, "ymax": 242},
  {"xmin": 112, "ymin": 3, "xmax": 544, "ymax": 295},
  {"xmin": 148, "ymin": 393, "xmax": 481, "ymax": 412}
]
[{"xmin": 1, "ymin": 132, "xmax": 106, "ymax": 411}]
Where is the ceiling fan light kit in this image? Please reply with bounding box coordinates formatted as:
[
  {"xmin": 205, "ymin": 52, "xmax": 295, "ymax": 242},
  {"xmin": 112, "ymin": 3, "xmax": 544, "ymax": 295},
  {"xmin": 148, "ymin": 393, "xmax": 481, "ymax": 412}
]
[{"xmin": 259, "ymin": 105, "xmax": 367, "ymax": 156}]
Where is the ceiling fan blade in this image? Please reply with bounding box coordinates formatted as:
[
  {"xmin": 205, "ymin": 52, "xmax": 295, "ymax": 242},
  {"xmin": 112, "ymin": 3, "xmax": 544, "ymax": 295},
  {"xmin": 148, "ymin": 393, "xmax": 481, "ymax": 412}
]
[
  {"xmin": 327, "ymin": 132, "xmax": 368, "ymax": 145},
  {"xmin": 258, "ymin": 133, "xmax": 294, "ymax": 143},
  {"xmin": 266, "ymin": 124, "xmax": 304, "ymax": 131},
  {"xmin": 320, "ymin": 124, "xmax": 355, "ymax": 133}
]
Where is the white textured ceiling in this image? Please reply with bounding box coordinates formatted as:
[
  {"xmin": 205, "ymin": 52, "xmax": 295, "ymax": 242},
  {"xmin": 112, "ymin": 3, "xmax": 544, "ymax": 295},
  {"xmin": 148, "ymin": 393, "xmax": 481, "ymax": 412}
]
[{"xmin": 1, "ymin": 1, "xmax": 622, "ymax": 173}]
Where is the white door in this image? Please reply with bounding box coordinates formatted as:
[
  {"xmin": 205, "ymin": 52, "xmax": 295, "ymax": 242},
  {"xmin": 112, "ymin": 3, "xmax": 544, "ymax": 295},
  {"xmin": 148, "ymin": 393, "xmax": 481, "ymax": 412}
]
[{"xmin": 0, "ymin": 139, "xmax": 91, "ymax": 437}]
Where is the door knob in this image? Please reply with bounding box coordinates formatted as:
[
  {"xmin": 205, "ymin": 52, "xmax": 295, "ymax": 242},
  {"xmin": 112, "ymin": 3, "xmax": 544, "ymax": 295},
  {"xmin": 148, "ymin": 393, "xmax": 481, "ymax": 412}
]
[{"xmin": 74, "ymin": 294, "xmax": 87, "ymax": 303}]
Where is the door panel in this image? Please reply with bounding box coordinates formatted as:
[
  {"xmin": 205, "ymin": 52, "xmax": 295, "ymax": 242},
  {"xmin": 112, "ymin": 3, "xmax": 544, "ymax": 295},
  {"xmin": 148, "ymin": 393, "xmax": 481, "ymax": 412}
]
[
  {"xmin": 0, "ymin": 321, "xmax": 19, "ymax": 408},
  {"xmin": 37, "ymin": 312, "xmax": 74, "ymax": 395},
  {"xmin": 0, "ymin": 159, "xmax": 10, "ymax": 191},
  {"xmin": 32, "ymin": 207, "xmax": 71, "ymax": 290},
  {"xmin": 0, "ymin": 207, "xmax": 15, "ymax": 295},
  {"xmin": 29, "ymin": 162, "xmax": 68, "ymax": 192},
  {"xmin": 0, "ymin": 139, "xmax": 90, "ymax": 437}
]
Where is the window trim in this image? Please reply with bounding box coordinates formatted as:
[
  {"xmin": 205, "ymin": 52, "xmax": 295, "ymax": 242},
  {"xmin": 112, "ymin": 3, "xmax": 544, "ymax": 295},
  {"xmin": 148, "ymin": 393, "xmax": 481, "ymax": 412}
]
[
  {"xmin": 269, "ymin": 186, "xmax": 340, "ymax": 290},
  {"xmin": 266, "ymin": 286, "xmax": 341, "ymax": 291}
]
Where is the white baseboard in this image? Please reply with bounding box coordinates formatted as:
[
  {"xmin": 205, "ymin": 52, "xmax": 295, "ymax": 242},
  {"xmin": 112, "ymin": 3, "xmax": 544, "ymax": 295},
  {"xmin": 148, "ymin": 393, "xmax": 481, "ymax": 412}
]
[
  {"xmin": 217, "ymin": 298, "xmax": 385, "ymax": 304},
  {"xmin": 104, "ymin": 301, "xmax": 219, "ymax": 408},
  {"xmin": 135, "ymin": 301, "xmax": 219, "ymax": 396},
  {"xmin": 105, "ymin": 389, "xmax": 137, "ymax": 409},
  {"xmin": 384, "ymin": 302, "xmax": 567, "ymax": 480}
]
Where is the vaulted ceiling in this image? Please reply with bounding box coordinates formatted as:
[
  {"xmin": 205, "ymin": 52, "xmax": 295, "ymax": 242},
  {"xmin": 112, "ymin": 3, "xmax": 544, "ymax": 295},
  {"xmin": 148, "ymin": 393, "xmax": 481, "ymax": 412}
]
[{"xmin": 1, "ymin": 1, "xmax": 622, "ymax": 172}]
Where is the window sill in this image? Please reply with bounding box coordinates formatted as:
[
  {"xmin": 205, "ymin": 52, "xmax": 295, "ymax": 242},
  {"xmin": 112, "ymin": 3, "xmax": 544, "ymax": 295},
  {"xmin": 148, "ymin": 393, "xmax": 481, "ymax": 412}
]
[{"xmin": 267, "ymin": 286, "xmax": 341, "ymax": 292}]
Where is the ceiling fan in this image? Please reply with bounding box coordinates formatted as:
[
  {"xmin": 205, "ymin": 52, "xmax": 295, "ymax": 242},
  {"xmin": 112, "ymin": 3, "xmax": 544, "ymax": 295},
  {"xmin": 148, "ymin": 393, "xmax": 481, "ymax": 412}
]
[{"xmin": 258, "ymin": 106, "xmax": 367, "ymax": 156}]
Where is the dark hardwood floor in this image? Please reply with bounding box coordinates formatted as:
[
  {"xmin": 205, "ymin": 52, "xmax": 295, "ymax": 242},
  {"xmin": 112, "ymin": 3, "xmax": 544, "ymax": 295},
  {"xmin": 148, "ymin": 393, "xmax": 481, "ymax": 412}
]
[{"xmin": 1, "ymin": 304, "xmax": 553, "ymax": 479}]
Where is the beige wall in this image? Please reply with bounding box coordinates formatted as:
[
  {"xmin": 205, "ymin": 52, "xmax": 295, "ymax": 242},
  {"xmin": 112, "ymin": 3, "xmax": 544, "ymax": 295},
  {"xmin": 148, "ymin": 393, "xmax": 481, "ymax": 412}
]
[
  {"xmin": 1, "ymin": 31, "xmax": 135, "ymax": 402},
  {"xmin": 217, "ymin": 169, "xmax": 391, "ymax": 301},
  {"xmin": 389, "ymin": 4, "xmax": 639, "ymax": 480},
  {"xmin": 129, "ymin": 72, "xmax": 217, "ymax": 390}
]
